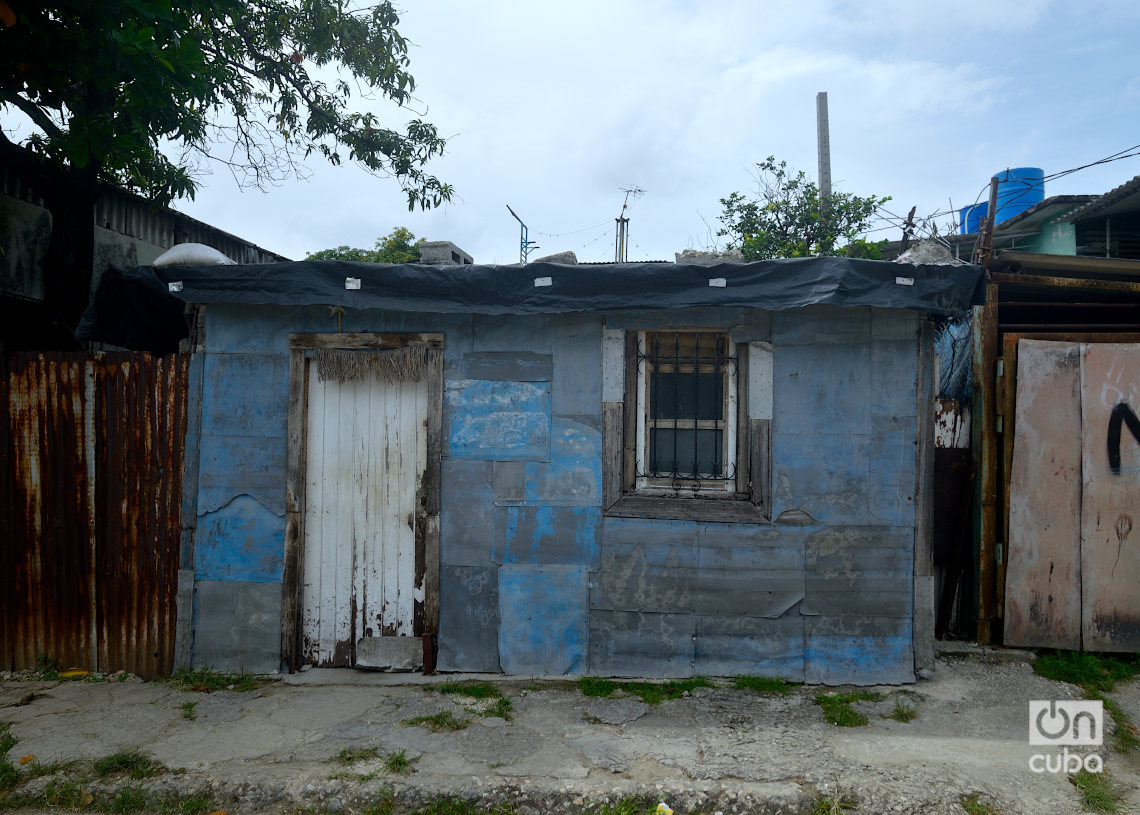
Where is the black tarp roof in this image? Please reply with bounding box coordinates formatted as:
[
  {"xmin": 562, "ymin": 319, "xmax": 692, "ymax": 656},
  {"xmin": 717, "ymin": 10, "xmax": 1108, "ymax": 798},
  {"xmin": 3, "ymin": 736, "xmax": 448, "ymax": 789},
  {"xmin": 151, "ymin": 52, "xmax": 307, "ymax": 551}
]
[{"xmin": 78, "ymin": 256, "xmax": 985, "ymax": 353}]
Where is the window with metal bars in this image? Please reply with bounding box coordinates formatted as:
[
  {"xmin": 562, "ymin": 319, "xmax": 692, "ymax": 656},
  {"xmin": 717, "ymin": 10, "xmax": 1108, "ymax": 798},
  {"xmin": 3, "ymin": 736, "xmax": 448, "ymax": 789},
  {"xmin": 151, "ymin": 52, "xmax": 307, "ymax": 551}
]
[{"xmin": 635, "ymin": 331, "xmax": 738, "ymax": 493}]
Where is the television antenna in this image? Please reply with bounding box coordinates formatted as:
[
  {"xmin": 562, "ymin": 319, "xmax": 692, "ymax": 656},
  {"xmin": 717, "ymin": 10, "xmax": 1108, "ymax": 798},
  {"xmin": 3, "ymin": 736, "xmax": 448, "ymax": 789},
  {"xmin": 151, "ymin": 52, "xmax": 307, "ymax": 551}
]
[
  {"xmin": 614, "ymin": 186, "xmax": 645, "ymax": 262},
  {"xmin": 506, "ymin": 204, "xmax": 540, "ymax": 263}
]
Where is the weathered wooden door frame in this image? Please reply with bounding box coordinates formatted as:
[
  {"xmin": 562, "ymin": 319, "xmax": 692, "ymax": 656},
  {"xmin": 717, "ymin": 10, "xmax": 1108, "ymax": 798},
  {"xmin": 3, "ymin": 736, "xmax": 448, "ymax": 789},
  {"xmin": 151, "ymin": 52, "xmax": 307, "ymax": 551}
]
[{"xmin": 281, "ymin": 333, "xmax": 444, "ymax": 671}]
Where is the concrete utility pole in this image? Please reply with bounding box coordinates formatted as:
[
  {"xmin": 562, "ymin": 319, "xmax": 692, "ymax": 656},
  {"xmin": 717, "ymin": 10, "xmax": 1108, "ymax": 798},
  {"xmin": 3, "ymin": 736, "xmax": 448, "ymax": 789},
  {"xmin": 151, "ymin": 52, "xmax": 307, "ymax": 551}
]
[{"xmin": 816, "ymin": 92, "xmax": 832, "ymax": 251}]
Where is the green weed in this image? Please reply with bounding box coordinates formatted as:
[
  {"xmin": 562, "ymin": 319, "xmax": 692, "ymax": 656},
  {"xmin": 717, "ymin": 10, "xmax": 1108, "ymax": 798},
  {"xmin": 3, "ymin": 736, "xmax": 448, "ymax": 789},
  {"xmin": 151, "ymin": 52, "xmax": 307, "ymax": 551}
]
[
  {"xmin": 577, "ymin": 677, "xmax": 715, "ymax": 705},
  {"xmin": 162, "ymin": 667, "xmax": 265, "ymax": 693},
  {"xmin": 438, "ymin": 681, "xmax": 500, "ymax": 699},
  {"xmin": 0, "ymin": 723, "xmax": 18, "ymax": 791},
  {"xmin": 334, "ymin": 745, "xmax": 379, "ymax": 764},
  {"xmin": 733, "ymin": 675, "xmax": 801, "ymax": 695},
  {"xmin": 959, "ymin": 792, "xmax": 1003, "ymax": 815},
  {"xmin": 384, "ymin": 749, "xmax": 413, "ymax": 775},
  {"xmin": 1033, "ymin": 651, "xmax": 1140, "ymax": 693},
  {"xmin": 36, "ymin": 653, "xmax": 60, "ymax": 680},
  {"xmin": 180, "ymin": 701, "xmax": 198, "ymax": 721},
  {"xmin": 106, "ymin": 784, "xmax": 147, "ymax": 814},
  {"xmin": 362, "ymin": 788, "xmax": 395, "ymax": 815},
  {"xmin": 592, "ymin": 795, "xmax": 655, "ymax": 815},
  {"xmin": 814, "ymin": 691, "xmax": 883, "ymax": 727},
  {"xmin": 405, "ymin": 711, "xmax": 470, "ymax": 732},
  {"xmin": 154, "ymin": 788, "xmax": 215, "ymax": 815},
  {"xmin": 885, "ymin": 698, "xmax": 917, "ymax": 723},
  {"xmin": 22, "ymin": 757, "xmax": 79, "ymax": 778},
  {"xmin": 39, "ymin": 777, "xmax": 90, "ymax": 808},
  {"xmin": 92, "ymin": 749, "xmax": 165, "ymax": 779},
  {"xmin": 1070, "ymin": 768, "xmax": 1118, "ymax": 813}
]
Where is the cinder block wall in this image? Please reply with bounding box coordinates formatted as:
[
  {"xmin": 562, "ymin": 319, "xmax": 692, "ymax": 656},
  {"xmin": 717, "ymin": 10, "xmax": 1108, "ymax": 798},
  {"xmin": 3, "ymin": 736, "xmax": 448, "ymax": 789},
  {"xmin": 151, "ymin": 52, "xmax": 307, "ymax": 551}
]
[{"xmin": 189, "ymin": 304, "xmax": 921, "ymax": 683}]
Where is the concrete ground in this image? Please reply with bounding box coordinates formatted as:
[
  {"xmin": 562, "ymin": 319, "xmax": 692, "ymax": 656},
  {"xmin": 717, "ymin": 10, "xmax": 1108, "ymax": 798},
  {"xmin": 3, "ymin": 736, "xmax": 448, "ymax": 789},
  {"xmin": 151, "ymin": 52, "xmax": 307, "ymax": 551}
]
[{"xmin": 2, "ymin": 649, "xmax": 1139, "ymax": 815}]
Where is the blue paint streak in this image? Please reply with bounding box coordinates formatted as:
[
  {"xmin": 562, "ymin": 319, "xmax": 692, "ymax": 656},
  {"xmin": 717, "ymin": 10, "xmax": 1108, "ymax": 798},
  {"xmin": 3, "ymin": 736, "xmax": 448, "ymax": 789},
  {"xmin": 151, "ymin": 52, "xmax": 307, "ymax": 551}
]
[
  {"xmin": 195, "ymin": 495, "xmax": 285, "ymax": 582},
  {"xmin": 447, "ymin": 379, "xmax": 551, "ymax": 460}
]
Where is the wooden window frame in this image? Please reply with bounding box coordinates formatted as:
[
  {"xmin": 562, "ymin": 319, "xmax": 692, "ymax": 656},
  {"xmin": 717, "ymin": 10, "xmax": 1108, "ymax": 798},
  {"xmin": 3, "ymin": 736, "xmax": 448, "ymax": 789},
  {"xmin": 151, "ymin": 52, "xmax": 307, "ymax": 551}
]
[{"xmin": 603, "ymin": 329, "xmax": 771, "ymax": 524}]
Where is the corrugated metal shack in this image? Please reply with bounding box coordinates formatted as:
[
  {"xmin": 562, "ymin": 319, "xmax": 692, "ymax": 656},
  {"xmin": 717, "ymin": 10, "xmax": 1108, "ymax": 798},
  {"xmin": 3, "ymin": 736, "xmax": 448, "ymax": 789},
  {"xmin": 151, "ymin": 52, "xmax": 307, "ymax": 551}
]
[{"xmin": 80, "ymin": 256, "xmax": 982, "ymax": 684}]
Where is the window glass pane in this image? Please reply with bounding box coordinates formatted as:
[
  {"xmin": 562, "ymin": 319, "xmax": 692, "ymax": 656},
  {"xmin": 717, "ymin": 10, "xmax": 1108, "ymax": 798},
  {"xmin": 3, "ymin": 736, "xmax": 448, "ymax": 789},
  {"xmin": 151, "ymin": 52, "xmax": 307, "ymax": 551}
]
[
  {"xmin": 650, "ymin": 373, "xmax": 723, "ymax": 420},
  {"xmin": 648, "ymin": 428, "xmax": 723, "ymax": 477}
]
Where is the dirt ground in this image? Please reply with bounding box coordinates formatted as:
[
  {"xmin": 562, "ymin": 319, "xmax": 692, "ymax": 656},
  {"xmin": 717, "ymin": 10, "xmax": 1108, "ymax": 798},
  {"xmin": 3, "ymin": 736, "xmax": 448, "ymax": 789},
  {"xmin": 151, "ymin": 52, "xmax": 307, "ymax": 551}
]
[{"xmin": 2, "ymin": 649, "xmax": 1139, "ymax": 815}]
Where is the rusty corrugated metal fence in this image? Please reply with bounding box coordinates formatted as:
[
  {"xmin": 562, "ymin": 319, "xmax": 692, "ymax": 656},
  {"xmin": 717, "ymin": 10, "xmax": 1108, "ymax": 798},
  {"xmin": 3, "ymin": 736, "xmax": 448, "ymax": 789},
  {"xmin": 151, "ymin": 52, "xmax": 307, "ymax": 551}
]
[{"xmin": 1, "ymin": 352, "xmax": 187, "ymax": 679}]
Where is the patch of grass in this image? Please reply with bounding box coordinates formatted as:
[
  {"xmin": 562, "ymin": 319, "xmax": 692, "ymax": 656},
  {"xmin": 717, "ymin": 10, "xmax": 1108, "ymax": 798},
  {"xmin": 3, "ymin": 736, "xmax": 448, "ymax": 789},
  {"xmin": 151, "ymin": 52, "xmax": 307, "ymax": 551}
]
[
  {"xmin": 106, "ymin": 784, "xmax": 148, "ymax": 814},
  {"xmin": 812, "ymin": 789, "xmax": 856, "ymax": 815},
  {"xmin": 162, "ymin": 667, "xmax": 265, "ymax": 693},
  {"xmin": 362, "ymin": 788, "xmax": 395, "ymax": 815},
  {"xmin": 405, "ymin": 711, "xmax": 470, "ymax": 732},
  {"xmin": 334, "ymin": 745, "xmax": 380, "ymax": 764},
  {"xmin": 733, "ymin": 675, "xmax": 801, "ymax": 695},
  {"xmin": 22, "ymin": 757, "xmax": 79, "ymax": 778},
  {"xmin": 1034, "ymin": 651, "xmax": 1140, "ymax": 754},
  {"xmin": 959, "ymin": 792, "xmax": 1003, "ymax": 815},
  {"xmin": 384, "ymin": 749, "xmax": 413, "ymax": 775},
  {"xmin": 473, "ymin": 697, "xmax": 513, "ymax": 721},
  {"xmin": 36, "ymin": 654, "xmax": 60, "ymax": 681},
  {"xmin": 154, "ymin": 788, "xmax": 215, "ymax": 815},
  {"xmin": 579, "ymin": 677, "xmax": 619, "ymax": 697},
  {"xmin": 814, "ymin": 691, "xmax": 883, "ymax": 727},
  {"xmin": 40, "ymin": 777, "xmax": 91, "ymax": 808},
  {"xmin": 1033, "ymin": 651, "xmax": 1140, "ymax": 693},
  {"xmin": 1070, "ymin": 768, "xmax": 1118, "ymax": 813},
  {"xmin": 92, "ymin": 749, "xmax": 165, "ymax": 779},
  {"xmin": 413, "ymin": 795, "xmax": 515, "ymax": 815},
  {"xmin": 577, "ymin": 677, "xmax": 715, "ymax": 705},
  {"xmin": 0, "ymin": 723, "xmax": 18, "ymax": 791},
  {"xmin": 885, "ymin": 698, "xmax": 917, "ymax": 723},
  {"xmin": 592, "ymin": 796, "xmax": 654, "ymax": 815},
  {"xmin": 180, "ymin": 701, "xmax": 198, "ymax": 721},
  {"xmin": 438, "ymin": 681, "xmax": 500, "ymax": 699}
]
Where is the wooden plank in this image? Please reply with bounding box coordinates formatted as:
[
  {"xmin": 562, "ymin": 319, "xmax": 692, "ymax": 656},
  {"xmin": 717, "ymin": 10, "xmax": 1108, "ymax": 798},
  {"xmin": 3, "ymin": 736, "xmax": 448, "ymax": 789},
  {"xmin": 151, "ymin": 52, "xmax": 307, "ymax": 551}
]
[
  {"xmin": 974, "ymin": 284, "xmax": 999, "ymax": 644},
  {"xmin": 735, "ymin": 343, "xmax": 750, "ymax": 496},
  {"xmin": 606, "ymin": 494, "xmax": 769, "ymax": 524},
  {"xmin": 282, "ymin": 348, "xmax": 307, "ymax": 670},
  {"xmin": 749, "ymin": 418, "xmax": 771, "ymax": 518},
  {"xmin": 290, "ymin": 333, "xmax": 444, "ymax": 350},
  {"xmin": 1003, "ymin": 340, "xmax": 1082, "ymax": 649},
  {"xmin": 1081, "ymin": 343, "xmax": 1140, "ymax": 651},
  {"xmin": 622, "ymin": 332, "xmax": 638, "ymax": 492},
  {"xmin": 996, "ymin": 333, "xmax": 1018, "ymax": 617},
  {"xmin": 423, "ymin": 351, "xmax": 443, "ymax": 636},
  {"xmin": 602, "ymin": 402, "xmax": 623, "ymax": 510}
]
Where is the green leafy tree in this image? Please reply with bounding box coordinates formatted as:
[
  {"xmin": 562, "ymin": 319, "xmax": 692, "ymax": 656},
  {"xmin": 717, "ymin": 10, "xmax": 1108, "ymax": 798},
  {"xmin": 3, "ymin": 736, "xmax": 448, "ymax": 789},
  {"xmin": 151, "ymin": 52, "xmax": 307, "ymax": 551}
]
[
  {"xmin": 0, "ymin": 0, "xmax": 451, "ymax": 342},
  {"xmin": 718, "ymin": 156, "xmax": 889, "ymax": 260},
  {"xmin": 308, "ymin": 226, "xmax": 422, "ymax": 263}
]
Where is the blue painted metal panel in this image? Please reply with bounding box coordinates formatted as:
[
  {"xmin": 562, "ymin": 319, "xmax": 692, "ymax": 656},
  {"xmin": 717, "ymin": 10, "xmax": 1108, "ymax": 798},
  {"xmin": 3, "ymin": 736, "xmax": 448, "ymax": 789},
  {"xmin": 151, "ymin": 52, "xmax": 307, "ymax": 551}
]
[
  {"xmin": 773, "ymin": 342, "xmax": 872, "ymax": 436},
  {"xmin": 473, "ymin": 314, "xmax": 552, "ymax": 353},
  {"xmin": 592, "ymin": 521, "xmax": 699, "ymax": 613},
  {"xmin": 195, "ymin": 495, "xmax": 285, "ymax": 582},
  {"xmin": 867, "ymin": 429, "xmax": 917, "ymax": 527},
  {"xmin": 463, "ymin": 352, "xmax": 552, "ymax": 381},
  {"xmin": 871, "ymin": 339, "xmax": 919, "ymax": 420},
  {"xmin": 589, "ymin": 610, "xmax": 695, "ymax": 677},
  {"xmin": 437, "ymin": 565, "xmax": 501, "ymax": 672},
  {"xmin": 180, "ymin": 352, "xmax": 204, "ymax": 571},
  {"xmin": 440, "ymin": 459, "xmax": 495, "ymax": 566},
  {"xmin": 694, "ymin": 615, "xmax": 804, "ymax": 678},
  {"xmin": 446, "ymin": 379, "xmax": 550, "ymax": 460},
  {"xmin": 201, "ymin": 352, "xmax": 288, "ymax": 438},
  {"xmin": 197, "ymin": 433, "xmax": 286, "ymax": 516},
  {"xmin": 192, "ymin": 580, "xmax": 282, "ymax": 673},
  {"xmin": 499, "ymin": 564, "xmax": 587, "ymax": 675},
  {"xmin": 772, "ymin": 432, "xmax": 872, "ymax": 525},
  {"xmin": 552, "ymin": 314, "xmax": 602, "ymax": 417},
  {"xmin": 772, "ymin": 306, "xmax": 871, "ymax": 345},
  {"xmin": 494, "ymin": 506, "xmax": 600, "ymax": 567},
  {"xmin": 803, "ymin": 616, "xmax": 915, "ymax": 685}
]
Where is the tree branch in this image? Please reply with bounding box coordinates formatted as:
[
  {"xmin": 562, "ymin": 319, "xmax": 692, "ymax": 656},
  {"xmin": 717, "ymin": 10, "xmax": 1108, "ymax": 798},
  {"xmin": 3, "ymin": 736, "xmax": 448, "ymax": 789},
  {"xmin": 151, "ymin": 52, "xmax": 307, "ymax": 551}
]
[{"xmin": 0, "ymin": 90, "xmax": 64, "ymax": 139}]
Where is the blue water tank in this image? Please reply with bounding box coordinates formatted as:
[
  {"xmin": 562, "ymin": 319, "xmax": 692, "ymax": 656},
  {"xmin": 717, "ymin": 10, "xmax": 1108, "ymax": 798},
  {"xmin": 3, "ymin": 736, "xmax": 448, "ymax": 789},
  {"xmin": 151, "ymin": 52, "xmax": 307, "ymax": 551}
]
[
  {"xmin": 959, "ymin": 202, "xmax": 988, "ymax": 235},
  {"xmin": 992, "ymin": 167, "xmax": 1044, "ymax": 226}
]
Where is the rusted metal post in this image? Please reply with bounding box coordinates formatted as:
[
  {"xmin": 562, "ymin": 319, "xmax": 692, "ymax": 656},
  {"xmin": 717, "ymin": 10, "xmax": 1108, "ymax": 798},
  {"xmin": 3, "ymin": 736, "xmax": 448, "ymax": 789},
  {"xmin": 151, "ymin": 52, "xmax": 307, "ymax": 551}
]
[
  {"xmin": 974, "ymin": 177, "xmax": 1000, "ymax": 267},
  {"xmin": 973, "ymin": 282, "xmax": 1000, "ymax": 644}
]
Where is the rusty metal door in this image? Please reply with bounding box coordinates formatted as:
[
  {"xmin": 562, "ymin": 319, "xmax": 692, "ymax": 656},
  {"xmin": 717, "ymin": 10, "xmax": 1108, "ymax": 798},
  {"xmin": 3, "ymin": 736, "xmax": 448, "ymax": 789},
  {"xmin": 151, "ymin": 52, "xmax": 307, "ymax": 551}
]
[
  {"xmin": 1004, "ymin": 340, "xmax": 1140, "ymax": 651},
  {"xmin": 300, "ymin": 357, "xmax": 428, "ymax": 666},
  {"xmin": 1, "ymin": 353, "xmax": 186, "ymax": 678}
]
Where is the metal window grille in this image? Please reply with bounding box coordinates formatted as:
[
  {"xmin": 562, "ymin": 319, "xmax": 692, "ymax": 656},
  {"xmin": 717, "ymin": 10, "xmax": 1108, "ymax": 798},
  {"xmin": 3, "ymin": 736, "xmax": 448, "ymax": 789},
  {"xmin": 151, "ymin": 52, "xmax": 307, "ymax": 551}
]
[{"xmin": 635, "ymin": 331, "xmax": 737, "ymax": 490}]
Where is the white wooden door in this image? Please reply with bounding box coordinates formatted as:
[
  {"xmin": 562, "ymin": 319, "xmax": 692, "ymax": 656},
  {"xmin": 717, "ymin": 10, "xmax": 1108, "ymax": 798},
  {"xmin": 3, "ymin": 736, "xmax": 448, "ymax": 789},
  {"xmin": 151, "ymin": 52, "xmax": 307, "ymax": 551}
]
[{"xmin": 300, "ymin": 361, "xmax": 428, "ymax": 666}]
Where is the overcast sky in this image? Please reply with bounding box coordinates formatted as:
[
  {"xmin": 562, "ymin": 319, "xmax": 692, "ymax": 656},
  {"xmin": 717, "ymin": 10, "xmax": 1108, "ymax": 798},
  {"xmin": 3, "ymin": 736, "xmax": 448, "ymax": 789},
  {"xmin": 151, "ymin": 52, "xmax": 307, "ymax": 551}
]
[{"xmin": 172, "ymin": 0, "xmax": 1140, "ymax": 264}]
